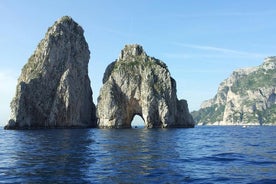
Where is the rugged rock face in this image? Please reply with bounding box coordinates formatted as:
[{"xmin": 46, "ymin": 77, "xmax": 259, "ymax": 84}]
[
  {"xmin": 4, "ymin": 16, "xmax": 97, "ymax": 129},
  {"xmin": 97, "ymin": 44, "xmax": 194, "ymax": 128},
  {"xmin": 192, "ymin": 57, "xmax": 276, "ymax": 125}
]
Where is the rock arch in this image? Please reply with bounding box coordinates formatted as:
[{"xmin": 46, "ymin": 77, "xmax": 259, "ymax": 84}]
[
  {"xmin": 131, "ymin": 114, "xmax": 145, "ymax": 127},
  {"xmin": 97, "ymin": 44, "xmax": 194, "ymax": 128}
]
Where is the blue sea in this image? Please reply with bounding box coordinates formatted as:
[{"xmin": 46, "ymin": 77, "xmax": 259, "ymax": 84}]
[{"xmin": 0, "ymin": 126, "xmax": 275, "ymax": 184}]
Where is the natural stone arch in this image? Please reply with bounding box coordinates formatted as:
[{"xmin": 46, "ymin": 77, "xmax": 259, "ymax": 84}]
[
  {"xmin": 124, "ymin": 99, "xmax": 145, "ymax": 128},
  {"xmin": 97, "ymin": 44, "xmax": 194, "ymax": 128},
  {"xmin": 131, "ymin": 114, "xmax": 145, "ymax": 128}
]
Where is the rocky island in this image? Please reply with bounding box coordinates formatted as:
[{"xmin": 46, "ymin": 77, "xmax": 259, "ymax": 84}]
[
  {"xmin": 97, "ymin": 44, "xmax": 195, "ymax": 128},
  {"xmin": 192, "ymin": 57, "xmax": 276, "ymax": 126},
  {"xmin": 4, "ymin": 16, "xmax": 97, "ymax": 129}
]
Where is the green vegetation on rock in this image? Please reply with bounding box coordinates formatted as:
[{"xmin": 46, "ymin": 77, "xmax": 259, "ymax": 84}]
[
  {"xmin": 231, "ymin": 68, "xmax": 276, "ymax": 94},
  {"xmin": 191, "ymin": 104, "xmax": 225, "ymax": 125}
]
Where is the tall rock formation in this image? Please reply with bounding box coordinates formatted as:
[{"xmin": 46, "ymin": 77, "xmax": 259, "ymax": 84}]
[
  {"xmin": 4, "ymin": 16, "xmax": 97, "ymax": 129},
  {"xmin": 192, "ymin": 57, "xmax": 276, "ymax": 125},
  {"xmin": 97, "ymin": 44, "xmax": 194, "ymax": 128}
]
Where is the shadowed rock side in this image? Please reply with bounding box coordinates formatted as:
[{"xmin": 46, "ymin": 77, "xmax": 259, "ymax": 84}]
[
  {"xmin": 97, "ymin": 44, "xmax": 194, "ymax": 128},
  {"xmin": 5, "ymin": 16, "xmax": 97, "ymax": 129}
]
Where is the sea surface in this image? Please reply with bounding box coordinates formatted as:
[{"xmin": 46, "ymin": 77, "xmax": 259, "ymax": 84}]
[{"xmin": 0, "ymin": 126, "xmax": 275, "ymax": 184}]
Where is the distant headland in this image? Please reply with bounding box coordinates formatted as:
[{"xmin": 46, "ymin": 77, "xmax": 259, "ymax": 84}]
[{"xmin": 192, "ymin": 57, "xmax": 276, "ymax": 126}]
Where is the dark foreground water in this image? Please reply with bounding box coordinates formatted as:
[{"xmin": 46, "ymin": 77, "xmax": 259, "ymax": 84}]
[{"xmin": 0, "ymin": 126, "xmax": 275, "ymax": 184}]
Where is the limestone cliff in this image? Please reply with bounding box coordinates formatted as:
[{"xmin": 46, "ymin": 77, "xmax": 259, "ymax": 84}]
[
  {"xmin": 192, "ymin": 57, "xmax": 276, "ymax": 125},
  {"xmin": 5, "ymin": 16, "xmax": 97, "ymax": 129},
  {"xmin": 97, "ymin": 44, "xmax": 194, "ymax": 128}
]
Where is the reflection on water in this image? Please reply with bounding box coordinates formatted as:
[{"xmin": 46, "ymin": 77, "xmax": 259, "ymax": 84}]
[
  {"xmin": 0, "ymin": 126, "xmax": 275, "ymax": 183},
  {"xmin": 88, "ymin": 129, "xmax": 186, "ymax": 183}
]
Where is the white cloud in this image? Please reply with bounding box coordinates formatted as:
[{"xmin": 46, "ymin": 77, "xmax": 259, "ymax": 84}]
[
  {"xmin": 0, "ymin": 70, "xmax": 18, "ymax": 126},
  {"xmin": 173, "ymin": 43, "xmax": 266, "ymax": 58},
  {"xmin": 174, "ymin": 9, "xmax": 276, "ymax": 19}
]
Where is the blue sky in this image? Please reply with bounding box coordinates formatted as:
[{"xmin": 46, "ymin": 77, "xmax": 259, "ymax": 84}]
[{"xmin": 1, "ymin": 1, "xmax": 276, "ymax": 125}]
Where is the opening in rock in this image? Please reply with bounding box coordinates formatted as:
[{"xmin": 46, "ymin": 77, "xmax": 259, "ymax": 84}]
[{"xmin": 131, "ymin": 115, "xmax": 144, "ymax": 128}]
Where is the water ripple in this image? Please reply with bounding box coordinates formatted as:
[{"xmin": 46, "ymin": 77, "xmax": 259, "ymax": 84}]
[{"xmin": 0, "ymin": 126, "xmax": 275, "ymax": 183}]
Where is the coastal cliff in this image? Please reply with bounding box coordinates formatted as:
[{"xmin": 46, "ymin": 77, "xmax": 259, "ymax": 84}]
[{"xmin": 192, "ymin": 57, "xmax": 276, "ymax": 125}]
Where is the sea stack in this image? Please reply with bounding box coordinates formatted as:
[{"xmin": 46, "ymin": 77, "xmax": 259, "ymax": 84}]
[
  {"xmin": 97, "ymin": 44, "xmax": 194, "ymax": 128},
  {"xmin": 5, "ymin": 16, "xmax": 97, "ymax": 129}
]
